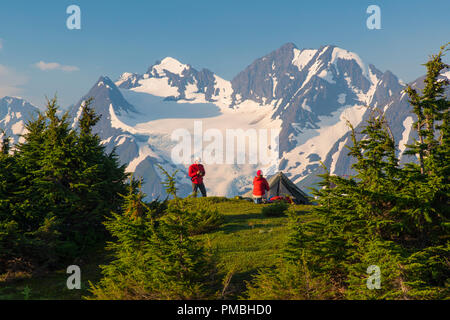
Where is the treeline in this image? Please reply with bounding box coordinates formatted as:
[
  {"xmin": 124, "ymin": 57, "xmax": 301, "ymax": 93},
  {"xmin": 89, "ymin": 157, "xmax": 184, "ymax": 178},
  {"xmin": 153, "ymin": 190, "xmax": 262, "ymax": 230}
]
[
  {"xmin": 0, "ymin": 98, "xmax": 129, "ymax": 273},
  {"xmin": 246, "ymin": 46, "xmax": 449, "ymax": 299}
]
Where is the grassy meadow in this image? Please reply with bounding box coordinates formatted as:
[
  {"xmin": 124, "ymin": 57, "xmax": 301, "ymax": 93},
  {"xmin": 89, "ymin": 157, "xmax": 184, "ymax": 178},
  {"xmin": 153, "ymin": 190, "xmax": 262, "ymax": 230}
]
[{"xmin": 0, "ymin": 198, "xmax": 314, "ymax": 300}]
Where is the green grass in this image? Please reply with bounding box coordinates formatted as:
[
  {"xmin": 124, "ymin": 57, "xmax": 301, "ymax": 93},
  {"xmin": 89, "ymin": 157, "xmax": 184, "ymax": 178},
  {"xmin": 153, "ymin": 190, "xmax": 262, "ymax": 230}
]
[
  {"xmin": 198, "ymin": 199, "xmax": 313, "ymax": 299},
  {"xmin": 0, "ymin": 199, "xmax": 314, "ymax": 300}
]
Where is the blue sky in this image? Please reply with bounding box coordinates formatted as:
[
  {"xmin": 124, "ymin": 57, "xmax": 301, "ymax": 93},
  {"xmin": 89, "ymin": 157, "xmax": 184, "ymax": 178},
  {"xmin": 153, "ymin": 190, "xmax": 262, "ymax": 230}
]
[{"xmin": 0, "ymin": 0, "xmax": 449, "ymax": 108}]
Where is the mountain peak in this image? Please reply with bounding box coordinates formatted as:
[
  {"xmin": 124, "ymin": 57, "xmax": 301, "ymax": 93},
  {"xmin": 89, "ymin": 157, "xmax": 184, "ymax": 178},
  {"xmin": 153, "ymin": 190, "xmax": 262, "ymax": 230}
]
[
  {"xmin": 279, "ymin": 42, "xmax": 298, "ymax": 51},
  {"xmin": 77, "ymin": 75, "xmax": 137, "ymax": 117},
  {"xmin": 0, "ymin": 96, "xmax": 38, "ymax": 111},
  {"xmin": 97, "ymin": 76, "xmax": 115, "ymax": 86},
  {"xmin": 150, "ymin": 57, "xmax": 190, "ymax": 76},
  {"xmin": 159, "ymin": 56, "xmax": 185, "ymax": 66},
  {"xmin": 1, "ymin": 96, "xmax": 25, "ymax": 103}
]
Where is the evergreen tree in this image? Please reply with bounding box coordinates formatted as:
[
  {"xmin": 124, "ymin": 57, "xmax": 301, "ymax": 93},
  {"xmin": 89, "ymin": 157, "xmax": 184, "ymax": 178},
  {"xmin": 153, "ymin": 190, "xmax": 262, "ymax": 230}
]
[
  {"xmin": 402, "ymin": 44, "xmax": 450, "ymax": 244},
  {"xmin": 0, "ymin": 97, "xmax": 129, "ymax": 272},
  {"xmin": 0, "ymin": 129, "xmax": 13, "ymax": 212},
  {"xmin": 67, "ymin": 98, "xmax": 129, "ymax": 249},
  {"xmin": 0, "ymin": 130, "xmax": 21, "ymax": 271}
]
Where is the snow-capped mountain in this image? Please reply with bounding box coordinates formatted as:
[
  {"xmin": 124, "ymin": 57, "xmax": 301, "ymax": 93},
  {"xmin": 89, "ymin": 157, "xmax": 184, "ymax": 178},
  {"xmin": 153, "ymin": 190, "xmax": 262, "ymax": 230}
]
[
  {"xmin": 3, "ymin": 43, "xmax": 448, "ymax": 199},
  {"xmin": 0, "ymin": 96, "xmax": 39, "ymax": 146},
  {"xmin": 85, "ymin": 43, "xmax": 411, "ymax": 198},
  {"xmin": 231, "ymin": 43, "xmax": 402, "ymax": 154},
  {"xmin": 116, "ymin": 57, "xmax": 233, "ymax": 108}
]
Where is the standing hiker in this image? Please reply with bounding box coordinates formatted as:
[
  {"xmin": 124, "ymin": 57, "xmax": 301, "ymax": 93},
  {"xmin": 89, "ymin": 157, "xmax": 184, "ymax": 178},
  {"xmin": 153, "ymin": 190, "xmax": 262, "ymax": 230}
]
[
  {"xmin": 252, "ymin": 170, "xmax": 269, "ymax": 204},
  {"xmin": 189, "ymin": 158, "xmax": 207, "ymax": 197}
]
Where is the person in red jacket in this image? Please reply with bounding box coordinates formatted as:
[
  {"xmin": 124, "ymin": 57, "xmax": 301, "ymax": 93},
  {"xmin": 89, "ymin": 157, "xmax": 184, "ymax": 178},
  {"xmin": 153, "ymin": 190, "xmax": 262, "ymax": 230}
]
[
  {"xmin": 252, "ymin": 170, "xmax": 269, "ymax": 204},
  {"xmin": 188, "ymin": 157, "xmax": 207, "ymax": 197}
]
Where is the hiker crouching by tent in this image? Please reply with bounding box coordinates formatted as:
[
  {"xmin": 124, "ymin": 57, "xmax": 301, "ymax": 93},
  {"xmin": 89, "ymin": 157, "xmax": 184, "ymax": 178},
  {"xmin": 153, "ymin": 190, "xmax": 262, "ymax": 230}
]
[
  {"xmin": 244, "ymin": 172, "xmax": 310, "ymax": 204},
  {"xmin": 252, "ymin": 170, "xmax": 269, "ymax": 204},
  {"xmin": 189, "ymin": 157, "xmax": 207, "ymax": 197}
]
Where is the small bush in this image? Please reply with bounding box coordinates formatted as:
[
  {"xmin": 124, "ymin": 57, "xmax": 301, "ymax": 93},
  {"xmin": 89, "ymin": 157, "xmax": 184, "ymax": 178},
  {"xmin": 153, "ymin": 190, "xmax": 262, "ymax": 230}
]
[
  {"xmin": 261, "ymin": 201, "xmax": 289, "ymax": 217},
  {"xmin": 246, "ymin": 258, "xmax": 332, "ymax": 300},
  {"xmin": 171, "ymin": 198, "xmax": 224, "ymax": 235},
  {"xmin": 187, "ymin": 209, "xmax": 224, "ymax": 235}
]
